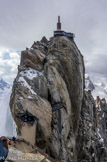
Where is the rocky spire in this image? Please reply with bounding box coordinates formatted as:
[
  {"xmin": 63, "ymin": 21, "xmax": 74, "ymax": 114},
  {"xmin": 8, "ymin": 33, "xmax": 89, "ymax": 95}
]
[{"xmin": 10, "ymin": 35, "xmax": 107, "ymax": 161}]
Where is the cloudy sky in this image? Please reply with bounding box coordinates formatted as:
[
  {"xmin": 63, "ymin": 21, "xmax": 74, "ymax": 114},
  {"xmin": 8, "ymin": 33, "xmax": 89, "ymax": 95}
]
[{"xmin": 0, "ymin": 0, "xmax": 107, "ymax": 84}]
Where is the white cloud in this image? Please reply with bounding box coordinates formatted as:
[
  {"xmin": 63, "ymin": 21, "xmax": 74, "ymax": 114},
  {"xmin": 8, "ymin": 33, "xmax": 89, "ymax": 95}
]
[
  {"xmin": 0, "ymin": 51, "xmax": 2, "ymax": 57},
  {"xmin": 0, "ymin": 50, "xmax": 20, "ymax": 84},
  {"xmin": 9, "ymin": 52, "xmax": 20, "ymax": 59},
  {"xmin": 0, "ymin": 0, "xmax": 107, "ymax": 77},
  {"xmin": 0, "ymin": 49, "xmax": 9, "ymax": 58}
]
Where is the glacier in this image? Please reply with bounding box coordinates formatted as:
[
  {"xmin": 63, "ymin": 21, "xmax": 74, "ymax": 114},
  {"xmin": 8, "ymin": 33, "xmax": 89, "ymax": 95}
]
[{"xmin": 0, "ymin": 79, "xmax": 16, "ymax": 137}]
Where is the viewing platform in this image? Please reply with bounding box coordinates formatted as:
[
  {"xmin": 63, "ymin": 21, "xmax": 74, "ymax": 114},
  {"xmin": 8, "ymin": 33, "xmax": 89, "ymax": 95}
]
[{"xmin": 54, "ymin": 16, "xmax": 75, "ymax": 40}]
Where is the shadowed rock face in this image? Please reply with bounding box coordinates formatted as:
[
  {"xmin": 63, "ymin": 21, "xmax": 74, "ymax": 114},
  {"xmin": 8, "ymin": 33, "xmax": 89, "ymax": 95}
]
[
  {"xmin": 43, "ymin": 36, "xmax": 84, "ymax": 160},
  {"xmin": 45, "ymin": 36, "xmax": 85, "ymax": 128},
  {"xmin": 10, "ymin": 36, "xmax": 107, "ymax": 162}
]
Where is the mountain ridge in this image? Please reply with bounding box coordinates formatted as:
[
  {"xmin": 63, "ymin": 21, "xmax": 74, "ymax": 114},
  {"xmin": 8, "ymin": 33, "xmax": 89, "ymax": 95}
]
[
  {"xmin": 85, "ymin": 72, "xmax": 107, "ymax": 101},
  {"xmin": 0, "ymin": 78, "xmax": 10, "ymax": 93}
]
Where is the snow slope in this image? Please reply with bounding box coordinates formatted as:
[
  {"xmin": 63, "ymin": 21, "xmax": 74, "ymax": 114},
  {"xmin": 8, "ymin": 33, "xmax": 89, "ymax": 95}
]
[
  {"xmin": 85, "ymin": 72, "xmax": 107, "ymax": 101},
  {"xmin": 0, "ymin": 78, "xmax": 16, "ymax": 137}
]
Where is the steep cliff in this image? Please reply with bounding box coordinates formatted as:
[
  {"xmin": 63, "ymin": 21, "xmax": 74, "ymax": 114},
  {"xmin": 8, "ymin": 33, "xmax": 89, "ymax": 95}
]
[{"xmin": 10, "ymin": 36, "xmax": 107, "ymax": 162}]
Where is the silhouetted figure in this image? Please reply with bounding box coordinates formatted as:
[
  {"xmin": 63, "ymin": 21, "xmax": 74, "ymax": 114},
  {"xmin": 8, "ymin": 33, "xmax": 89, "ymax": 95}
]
[{"xmin": 0, "ymin": 137, "xmax": 8, "ymax": 162}]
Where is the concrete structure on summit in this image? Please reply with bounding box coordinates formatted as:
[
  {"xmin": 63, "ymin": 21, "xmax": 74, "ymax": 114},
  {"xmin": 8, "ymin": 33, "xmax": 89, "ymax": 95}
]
[{"xmin": 54, "ymin": 16, "xmax": 75, "ymax": 40}]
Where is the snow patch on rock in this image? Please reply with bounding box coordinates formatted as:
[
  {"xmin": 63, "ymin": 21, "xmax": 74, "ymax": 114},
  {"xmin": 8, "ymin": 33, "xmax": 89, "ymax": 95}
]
[
  {"xmin": 18, "ymin": 77, "xmax": 37, "ymax": 95},
  {"xmin": 20, "ymin": 68, "xmax": 43, "ymax": 80}
]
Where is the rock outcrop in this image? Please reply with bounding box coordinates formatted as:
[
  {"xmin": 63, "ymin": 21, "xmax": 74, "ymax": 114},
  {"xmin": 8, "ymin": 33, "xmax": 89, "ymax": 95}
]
[
  {"xmin": 10, "ymin": 36, "xmax": 107, "ymax": 162},
  {"xmin": 76, "ymin": 91, "xmax": 107, "ymax": 162}
]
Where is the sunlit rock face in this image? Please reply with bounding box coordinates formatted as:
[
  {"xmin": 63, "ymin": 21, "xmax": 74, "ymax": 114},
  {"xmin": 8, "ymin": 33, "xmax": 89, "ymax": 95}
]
[{"xmin": 10, "ymin": 36, "xmax": 107, "ymax": 162}]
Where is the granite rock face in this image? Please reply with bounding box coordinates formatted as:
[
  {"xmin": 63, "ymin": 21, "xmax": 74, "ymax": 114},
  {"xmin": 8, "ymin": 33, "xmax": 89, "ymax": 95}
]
[
  {"xmin": 76, "ymin": 91, "xmax": 106, "ymax": 162},
  {"xmin": 10, "ymin": 36, "xmax": 107, "ymax": 162}
]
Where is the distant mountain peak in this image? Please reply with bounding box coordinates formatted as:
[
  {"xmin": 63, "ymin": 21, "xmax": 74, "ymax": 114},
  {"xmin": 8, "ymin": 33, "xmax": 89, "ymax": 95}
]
[
  {"xmin": 85, "ymin": 72, "xmax": 107, "ymax": 101},
  {"xmin": 85, "ymin": 74, "xmax": 95, "ymax": 91},
  {"xmin": 0, "ymin": 78, "xmax": 10, "ymax": 91}
]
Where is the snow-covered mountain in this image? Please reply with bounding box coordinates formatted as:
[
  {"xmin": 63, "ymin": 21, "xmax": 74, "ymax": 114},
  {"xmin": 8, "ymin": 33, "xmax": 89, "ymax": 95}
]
[
  {"xmin": 0, "ymin": 78, "xmax": 16, "ymax": 137},
  {"xmin": 0, "ymin": 78, "xmax": 10, "ymax": 94},
  {"xmin": 85, "ymin": 72, "xmax": 107, "ymax": 101}
]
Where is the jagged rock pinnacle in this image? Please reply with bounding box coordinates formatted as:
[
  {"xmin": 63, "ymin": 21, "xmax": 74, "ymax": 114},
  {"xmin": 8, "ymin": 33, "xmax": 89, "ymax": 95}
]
[{"xmin": 10, "ymin": 35, "xmax": 107, "ymax": 162}]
